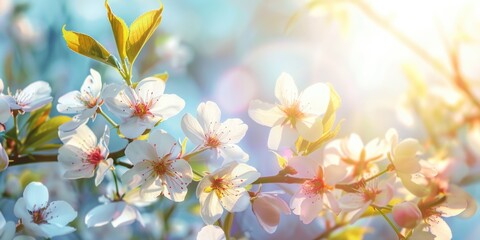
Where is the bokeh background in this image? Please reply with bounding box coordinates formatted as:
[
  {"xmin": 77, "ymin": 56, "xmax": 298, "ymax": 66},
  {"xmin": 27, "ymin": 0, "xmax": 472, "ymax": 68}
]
[{"xmin": 1, "ymin": 0, "xmax": 480, "ymax": 239}]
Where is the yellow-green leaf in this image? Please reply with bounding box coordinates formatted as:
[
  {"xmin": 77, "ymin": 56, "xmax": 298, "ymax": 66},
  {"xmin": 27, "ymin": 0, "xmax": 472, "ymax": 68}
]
[
  {"xmin": 271, "ymin": 151, "xmax": 288, "ymax": 169},
  {"xmin": 62, "ymin": 25, "xmax": 118, "ymax": 68},
  {"xmin": 25, "ymin": 103, "xmax": 51, "ymax": 133},
  {"xmin": 105, "ymin": 0, "xmax": 129, "ymax": 61},
  {"xmin": 23, "ymin": 116, "xmax": 71, "ymax": 152},
  {"xmin": 127, "ymin": 4, "xmax": 163, "ymax": 65},
  {"xmin": 152, "ymin": 72, "xmax": 169, "ymax": 82}
]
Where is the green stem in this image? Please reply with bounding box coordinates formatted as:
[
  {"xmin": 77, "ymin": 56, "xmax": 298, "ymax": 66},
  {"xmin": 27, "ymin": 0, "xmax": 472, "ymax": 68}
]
[
  {"xmin": 111, "ymin": 170, "xmax": 121, "ymax": 199},
  {"xmin": 365, "ymin": 167, "xmax": 390, "ymax": 182},
  {"xmin": 223, "ymin": 212, "xmax": 234, "ymax": 240},
  {"xmin": 193, "ymin": 169, "xmax": 204, "ymax": 178},
  {"xmin": 12, "ymin": 113, "xmax": 19, "ymax": 157},
  {"xmin": 252, "ymin": 175, "xmax": 308, "ymax": 185},
  {"xmin": 97, "ymin": 108, "xmax": 119, "ymax": 128},
  {"xmin": 375, "ymin": 207, "xmax": 404, "ymax": 239}
]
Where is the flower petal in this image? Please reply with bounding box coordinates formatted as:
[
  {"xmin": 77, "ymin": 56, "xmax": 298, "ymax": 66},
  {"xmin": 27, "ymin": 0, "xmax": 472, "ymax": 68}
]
[
  {"xmin": 23, "ymin": 182, "xmax": 49, "ymax": 211},
  {"xmin": 135, "ymin": 77, "xmax": 165, "ymax": 100},
  {"xmin": 46, "ymin": 201, "xmax": 77, "ymax": 226},
  {"xmin": 275, "ymin": 72, "xmax": 298, "ymax": 106},
  {"xmin": 197, "ymin": 101, "xmax": 221, "ymax": 131},
  {"xmin": 125, "ymin": 140, "xmax": 157, "ymax": 164},
  {"xmin": 298, "ymin": 82, "xmax": 330, "ymax": 116},
  {"xmin": 197, "ymin": 225, "xmax": 226, "ymax": 240},
  {"xmin": 220, "ymin": 188, "xmax": 250, "ymax": 212},
  {"xmin": 181, "ymin": 114, "xmax": 205, "ymax": 145},
  {"xmin": 149, "ymin": 94, "xmax": 185, "ymax": 120},
  {"xmin": 248, "ymin": 100, "xmax": 284, "ymax": 127},
  {"xmin": 85, "ymin": 202, "xmax": 125, "ymax": 227},
  {"xmin": 200, "ymin": 192, "xmax": 224, "ymax": 224},
  {"xmin": 219, "ymin": 144, "xmax": 249, "ymax": 163},
  {"xmin": 267, "ymin": 125, "xmax": 297, "ymax": 150},
  {"xmin": 148, "ymin": 130, "xmax": 179, "ymax": 157}
]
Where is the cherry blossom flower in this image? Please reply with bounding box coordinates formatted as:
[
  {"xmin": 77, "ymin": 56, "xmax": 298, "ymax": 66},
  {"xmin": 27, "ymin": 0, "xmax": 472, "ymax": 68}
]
[
  {"xmin": 0, "ymin": 211, "xmax": 16, "ymax": 240},
  {"xmin": 104, "ymin": 78, "xmax": 185, "ymax": 138},
  {"xmin": 251, "ymin": 192, "xmax": 291, "ymax": 233},
  {"xmin": 57, "ymin": 69, "xmax": 103, "ymax": 131},
  {"xmin": 325, "ymin": 133, "xmax": 386, "ymax": 179},
  {"xmin": 196, "ymin": 162, "xmax": 260, "ymax": 224},
  {"xmin": 121, "ymin": 130, "xmax": 193, "ymax": 202},
  {"xmin": 248, "ymin": 72, "xmax": 330, "ymax": 150},
  {"xmin": 181, "ymin": 101, "xmax": 249, "ymax": 163},
  {"xmin": 197, "ymin": 225, "xmax": 226, "ymax": 240},
  {"xmin": 0, "ymin": 144, "xmax": 8, "ymax": 172},
  {"xmin": 392, "ymin": 201, "xmax": 422, "ymax": 229},
  {"xmin": 339, "ymin": 178, "xmax": 394, "ymax": 222},
  {"xmin": 13, "ymin": 182, "xmax": 77, "ymax": 238},
  {"xmin": 0, "ymin": 79, "xmax": 52, "ymax": 113},
  {"xmin": 288, "ymin": 156, "xmax": 347, "ymax": 224},
  {"xmin": 58, "ymin": 125, "xmax": 113, "ymax": 186},
  {"xmin": 0, "ymin": 96, "xmax": 10, "ymax": 126}
]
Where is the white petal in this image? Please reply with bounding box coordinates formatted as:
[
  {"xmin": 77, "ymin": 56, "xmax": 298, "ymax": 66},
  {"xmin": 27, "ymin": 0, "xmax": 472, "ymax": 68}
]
[
  {"xmin": 57, "ymin": 91, "xmax": 85, "ymax": 114},
  {"xmin": 437, "ymin": 194, "xmax": 467, "ymax": 217},
  {"xmin": 197, "ymin": 101, "xmax": 221, "ymax": 131},
  {"xmin": 63, "ymin": 165, "xmax": 95, "ymax": 179},
  {"xmin": 275, "ymin": 72, "xmax": 298, "ymax": 106},
  {"xmin": 267, "ymin": 125, "xmax": 297, "ymax": 150},
  {"xmin": 13, "ymin": 198, "xmax": 30, "ymax": 220},
  {"xmin": 23, "ymin": 182, "xmax": 49, "ymax": 211},
  {"xmin": 324, "ymin": 164, "xmax": 347, "ymax": 186},
  {"xmin": 200, "ymin": 192, "xmax": 224, "ymax": 224},
  {"xmin": 197, "ymin": 225, "xmax": 226, "ymax": 240},
  {"xmin": 181, "ymin": 114, "xmax": 205, "ymax": 145},
  {"xmin": 95, "ymin": 159, "xmax": 113, "ymax": 186},
  {"xmin": 230, "ymin": 163, "xmax": 260, "ymax": 187},
  {"xmin": 81, "ymin": 69, "xmax": 102, "ymax": 98},
  {"xmin": 58, "ymin": 116, "xmax": 89, "ymax": 132},
  {"xmin": 296, "ymin": 116, "xmax": 323, "ymax": 142},
  {"xmin": 135, "ymin": 77, "xmax": 165, "ymax": 100},
  {"xmin": 248, "ymin": 100, "xmax": 284, "ymax": 127},
  {"xmin": 1, "ymin": 221, "xmax": 16, "ymax": 240},
  {"xmin": 219, "ymin": 144, "xmax": 249, "ymax": 163},
  {"xmin": 0, "ymin": 98, "xmax": 11, "ymax": 123},
  {"xmin": 339, "ymin": 193, "xmax": 365, "ymax": 211},
  {"xmin": 38, "ymin": 224, "xmax": 75, "ymax": 238},
  {"xmin": 0, "ymin": 145, "xmax": 9, "ymax": 171},
  {"xmin": 218, "ymin": 118, "xmax": 248, "ymax": 144},
  {"xmin": 85, "ymin": 202, "xmax": 126, "ymax": 227},
  {"xmin": 148, "ymin": 130, "xmax": 179, "ymax": 157},
  {"xmin": 428, "ymin": 217, "xmax": 452, "ymax": 240},
  {"xmin": 299, "ymin": 194, "xmax": 323, "ymax": 224},
  {"xmin": 162, "ymin": 159, "xmax": 193, "ymax": 202},
  {"xmin": 298, "ymin": 82, "xmax": 330, "ymax": 116},
  {"xmin": 221, "ymin": 188, "xmax": 250, "ymax": 212},
  {"xmin": 119, "ymin": 117, "xmax": 150, "ymax": 139},
  {"xmin": 149, "ymin": 94, "xmax": 185, "ymax": 120},
  {"xmin": 112, "ymin": 205, "xmax": 141, "ymax": 228},
  {"xmin": 58, "ymin": 124, "xmax": 97, "ymax": 148},
  {"xmin": 393, "ymin": 138, "xmax": 422, "ymax": 174},
  {"xmin": 125, "ymin": 140, "xmax": 157, "ymax": 164},
  {"xmin": 46, "ymin": 201, "xmax": 77, "ymax": 226}
]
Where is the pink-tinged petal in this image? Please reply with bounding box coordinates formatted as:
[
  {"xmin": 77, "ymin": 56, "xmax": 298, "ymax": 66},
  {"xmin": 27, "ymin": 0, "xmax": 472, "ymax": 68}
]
[
  {"xmin": 149, "ymin": 94, "xmax": 185, "ymax": 120},
  {"xmin": 325, "ymin": 191, "xmax": 340, "ymax": 214},
  {"xmin": 58, "ymin": 124, "xmax": 97, "ymax": 148},
  {"xmin": 45, "ymin": 201, "xmax": 77, "ymax": 226},
  {"xmin": 197, "ymin": 225, "xmax": 226, "ymax": 240},
  {"xmin": 248, "ymin": 100, "xmax": 284, "ymax": 127},
  {"xmin": 275, "ymin": 72, "xmax": 298, "ymax": 106},
  {"xmin": 200, "ymin": 192, "xmax": 224, "ymax": 224},
  {"xmin": 399, "ymin": 173, "xmax": 430, "ymax": 197},
  {"xmin": 23, "ymin": 182, "xmax": 49, "ymax": 211},
  {"xmin": 181, "ymin": 114, "xmax": 205, "ymax": 145},
  {"xmin": 125, "ymin": 140, "xmax": 157, "ymax": 164},
  {"xmin": 342, "ymin": 133, "xmax": 364, "ymax": 160},
  {"xmin": 296, "ymin": 116, "xmax": 323, "ymax": 142},
  {"xmin": 0, "ymin": 79, "xmax": 3, "ymax": 92},
  {"xmin": 219, "ymin": 144, "xmax": 249, "ymax": 163},
  {"xmin": 428, "ymin": 217, "xmax": 452, "ymax": 240},
  {"xmin": 229, "ymin": 163, "xmax": 260, "ymax": 187},
  {"xmin": 393, "ymin": 139, "xmax": 422, "ymax": 174},
  {"xmin": 38, "ymin": 224, "xmax": 76, "ymax": 238},
  {"xmin": 119, "ymin": 117, "xmax": 151, "ymax": 139},
  {"xmin": 290, "ymin": 191, "xmax": 306, "ymax": 216},
  {"xmin": 392, "ymin": 201, "xmax": 422, "ymax": 229},
  {"xmin": 252, "ymin": 194, "xmax": 290, "ymax": 233},
  {"xmin": 112, "ymin": 205, "xmax": 141, "ymax": 228},
  {"xmin": 410, "ymin": 224, "xmax": 436, "ymax": 240},
  {"xmin": 299, "ymin": 194, "xmax": 323, "ymax": 224},
  {"xmin": 437, "ymin": 194, "xmax": 467, "ymax": 217},
  {"xmin": 221, "ymin": 188, "xmax": 250, "ymax": 212},
  {"xmin": 135, "ymin": 77, "xmax": 165, "ymax": 100},
  {"xmin": 81, "ymin": 68, "xmax": 102, "ymax": 98},
  {"xmin": 374, "ymin": 183, "xmax": 394, "ymax": 207},
  {"xmin": 287, "ymin": 155, "xmax": 319, "ymax": 179},
  {"xmin": 95, "ymin": 158, "xmax": 113, "ymax": 186},
  {"xmin": 197, "ymin": 101, "xmax": 221, "ymax": 132},
  {"xmin": 218, "ymin": 118, "xmax": 247, "ymax": 144},
  {"xmin": 148, "ymin": 130, "xmax": 179, "ymax": 157},
  {"xmin": 0, "ymin": 98, "xmax": 11, "ymax": 124},
  {"xmin": 339, "ymin": 193, "xmax": 365, "ymax": 211},
  {"xmin": 85, "ymin": 202, "xmax": 125, "ymax": 227},
  {"xmin": 57, "ymin": 91, "xmax": 85, "ymax": 114},
  {"xmin": 324, "ymin": 164, "xmax": 347, "ymax": 186},
  {"xmin": 162, "ymin": 159, "xmax": 193, "ymax": 202},
  {"xmin": 268, "ymin": 125, "xmax": 297, "ymax": 150},
  {"xmin": 298, "ymin": 82, "xmax": 330, "ymax": 116}
]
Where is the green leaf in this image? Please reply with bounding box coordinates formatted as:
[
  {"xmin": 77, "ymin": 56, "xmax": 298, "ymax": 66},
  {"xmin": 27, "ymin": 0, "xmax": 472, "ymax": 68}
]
[
  {"xmin": 105, "ymin": 0, "xmax": 129, "ymax": 61},
  {"xmin": 127, "ymin": 4, "xmax": 163, "ymax": 65},
  {"xmin": 25, "ymin": 103, "xmax": 51, "ymax": 134},
  {"xmin": 62, "ymin": 25, "xmax": 119, "ymax": 68},
  {"xmin": 23, "ymin": 116, "xmax": 71, "ymax": 152}
]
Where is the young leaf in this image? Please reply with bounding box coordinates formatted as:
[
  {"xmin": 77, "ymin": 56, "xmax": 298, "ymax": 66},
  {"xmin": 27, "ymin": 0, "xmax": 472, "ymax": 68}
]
[
  {"xmin": 105, "ymin": 0, "xmax": 129, "ymax": 61},
  {"xmin": 62, "ymin": 25, "xmax": 119, "ymax": 68},
  {"xmin": 25, "ymin": 103, "xmax": 51, "ymax": 133},
  {"xmin": 152, "ymin": 72, "xmax": 169, "ymax": 82},
  {"xmin": 23, "ymin": 116, "xmax": 71, "ymax": 152},
  {"xmin": 127, "ymin": 5, "xmax": 163, "ymax": 65}
]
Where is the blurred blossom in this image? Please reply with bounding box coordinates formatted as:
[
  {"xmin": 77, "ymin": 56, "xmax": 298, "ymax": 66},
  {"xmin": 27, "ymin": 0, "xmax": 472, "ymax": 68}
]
[
  {"xmin": 11, "ymin": 15, "xmax": 42, "ymax": 45},
  {"xmin": 0, "ymin": 0, "xmax": 12, "ymax": 16},
  {"xmin": 197, "ymin": 225, "xmax": 225, "ymax": 240},
  {"xmin": 214, "ymin": 67, "xmax": 258, "ymax": 114},
  {"xmin": 155, "ymin": 35, "xmax": 193, "ymax": 71}
]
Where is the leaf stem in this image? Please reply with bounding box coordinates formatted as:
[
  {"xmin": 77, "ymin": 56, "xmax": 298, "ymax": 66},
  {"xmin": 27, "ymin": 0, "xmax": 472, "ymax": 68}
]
[
  {"xmin": 111, "ymin": 169, "xmax": 122, "ymax": 199},
  {"xmin": 97, "ymin": 108, "xmax": 119, "ymax": 128},
  {"xmin": 374, "ymin": 207, "xmax": 404, "ymax": 239},
  {"xmin": 365, "ymin": 166, "xmax": 391, "ymax": 182}
]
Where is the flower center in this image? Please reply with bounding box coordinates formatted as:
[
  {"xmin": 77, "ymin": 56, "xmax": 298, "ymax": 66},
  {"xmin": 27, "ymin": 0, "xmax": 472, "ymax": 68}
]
[
  {"xmin": 133, "ymin": 102, "xmax": 150, "ymax": 118},
  {"xmin": 153, "ymin": 161, "xmax": 169, "ymax": 176},
  {"xmin": 281, "ymin": 102, "xmax": 304, "ymax": 127},
  {"xmin": 362, "ymin": 188, "xmax": 381, "ymax": 202},
  {"xmin": 29, "ymin": 207, "xmax": 49, "ymax": 225},
  {"xmin": 205, "ymin": 135, "xmax": 221, "ymax": 148},
  {"xmin": 87, "ymin": 148, "xmax": 104, "ymax": 165},
  {"xmin": 302, "ymin": 177, "xmax": 333, "ymax": 195},
  {"xmin": 205, "ymin": 177, "xmax": 231, "ymax": 199}
]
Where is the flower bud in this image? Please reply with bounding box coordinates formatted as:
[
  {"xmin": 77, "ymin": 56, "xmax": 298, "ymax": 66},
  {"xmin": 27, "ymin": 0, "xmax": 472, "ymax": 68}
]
[
  {"xmin": 392, "ymin": 201, "xmax": 422, "ymax": 228},
  {"xmin": 252, "ymin": 193, "xmax": 290, "ymax": 233}
]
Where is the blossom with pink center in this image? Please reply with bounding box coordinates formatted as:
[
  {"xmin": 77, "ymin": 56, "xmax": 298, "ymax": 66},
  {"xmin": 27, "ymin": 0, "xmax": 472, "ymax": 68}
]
[
  {"xmin": 121, "ymin": 130, "xmax": 193, "ymax": 202},
  {"xmin": 58, "ymin": 124, "xmax": 113, "ymax": 186},
  {"xmin": 196, "ymin": 162, "xmax": 260, "ymax": 224},
  {"xmin": 197, "ymin": 225, "xmax": 226, "ymax": 240},
  {"xmin": 248, "ymin": 72, "xmax": 330, "ymax": 150},
  {"xmin": 288, "ymin": 156, "xmax": 347, "ymax": 224},
  {"xmin": 339, "ymin": 178, "xmax": 394, "ymax": 222},
  {"xmin": 104, "ymin": 77, "xmax": 185, "ymax": 138},
  {"xmin": 325, "ymin": 133, "xmax": 386, "ymax": 179},
  {"xmin": 181, "ymin": 101, "xmax": 249, "ymax": 163},
  {"xmin": 57, "ymin": 69, "xmax": 103, "ymax": 131},
  {"xmin": 0, "ymin": 79, "xmax": 52, "ymax": 113},
  {"xmin": 13, "ymin": 182, "xmax": 77, "ymax": 238},
  {"xmin": 251, "ymin": 192, "xmax": 291, "ymax": 233}
]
